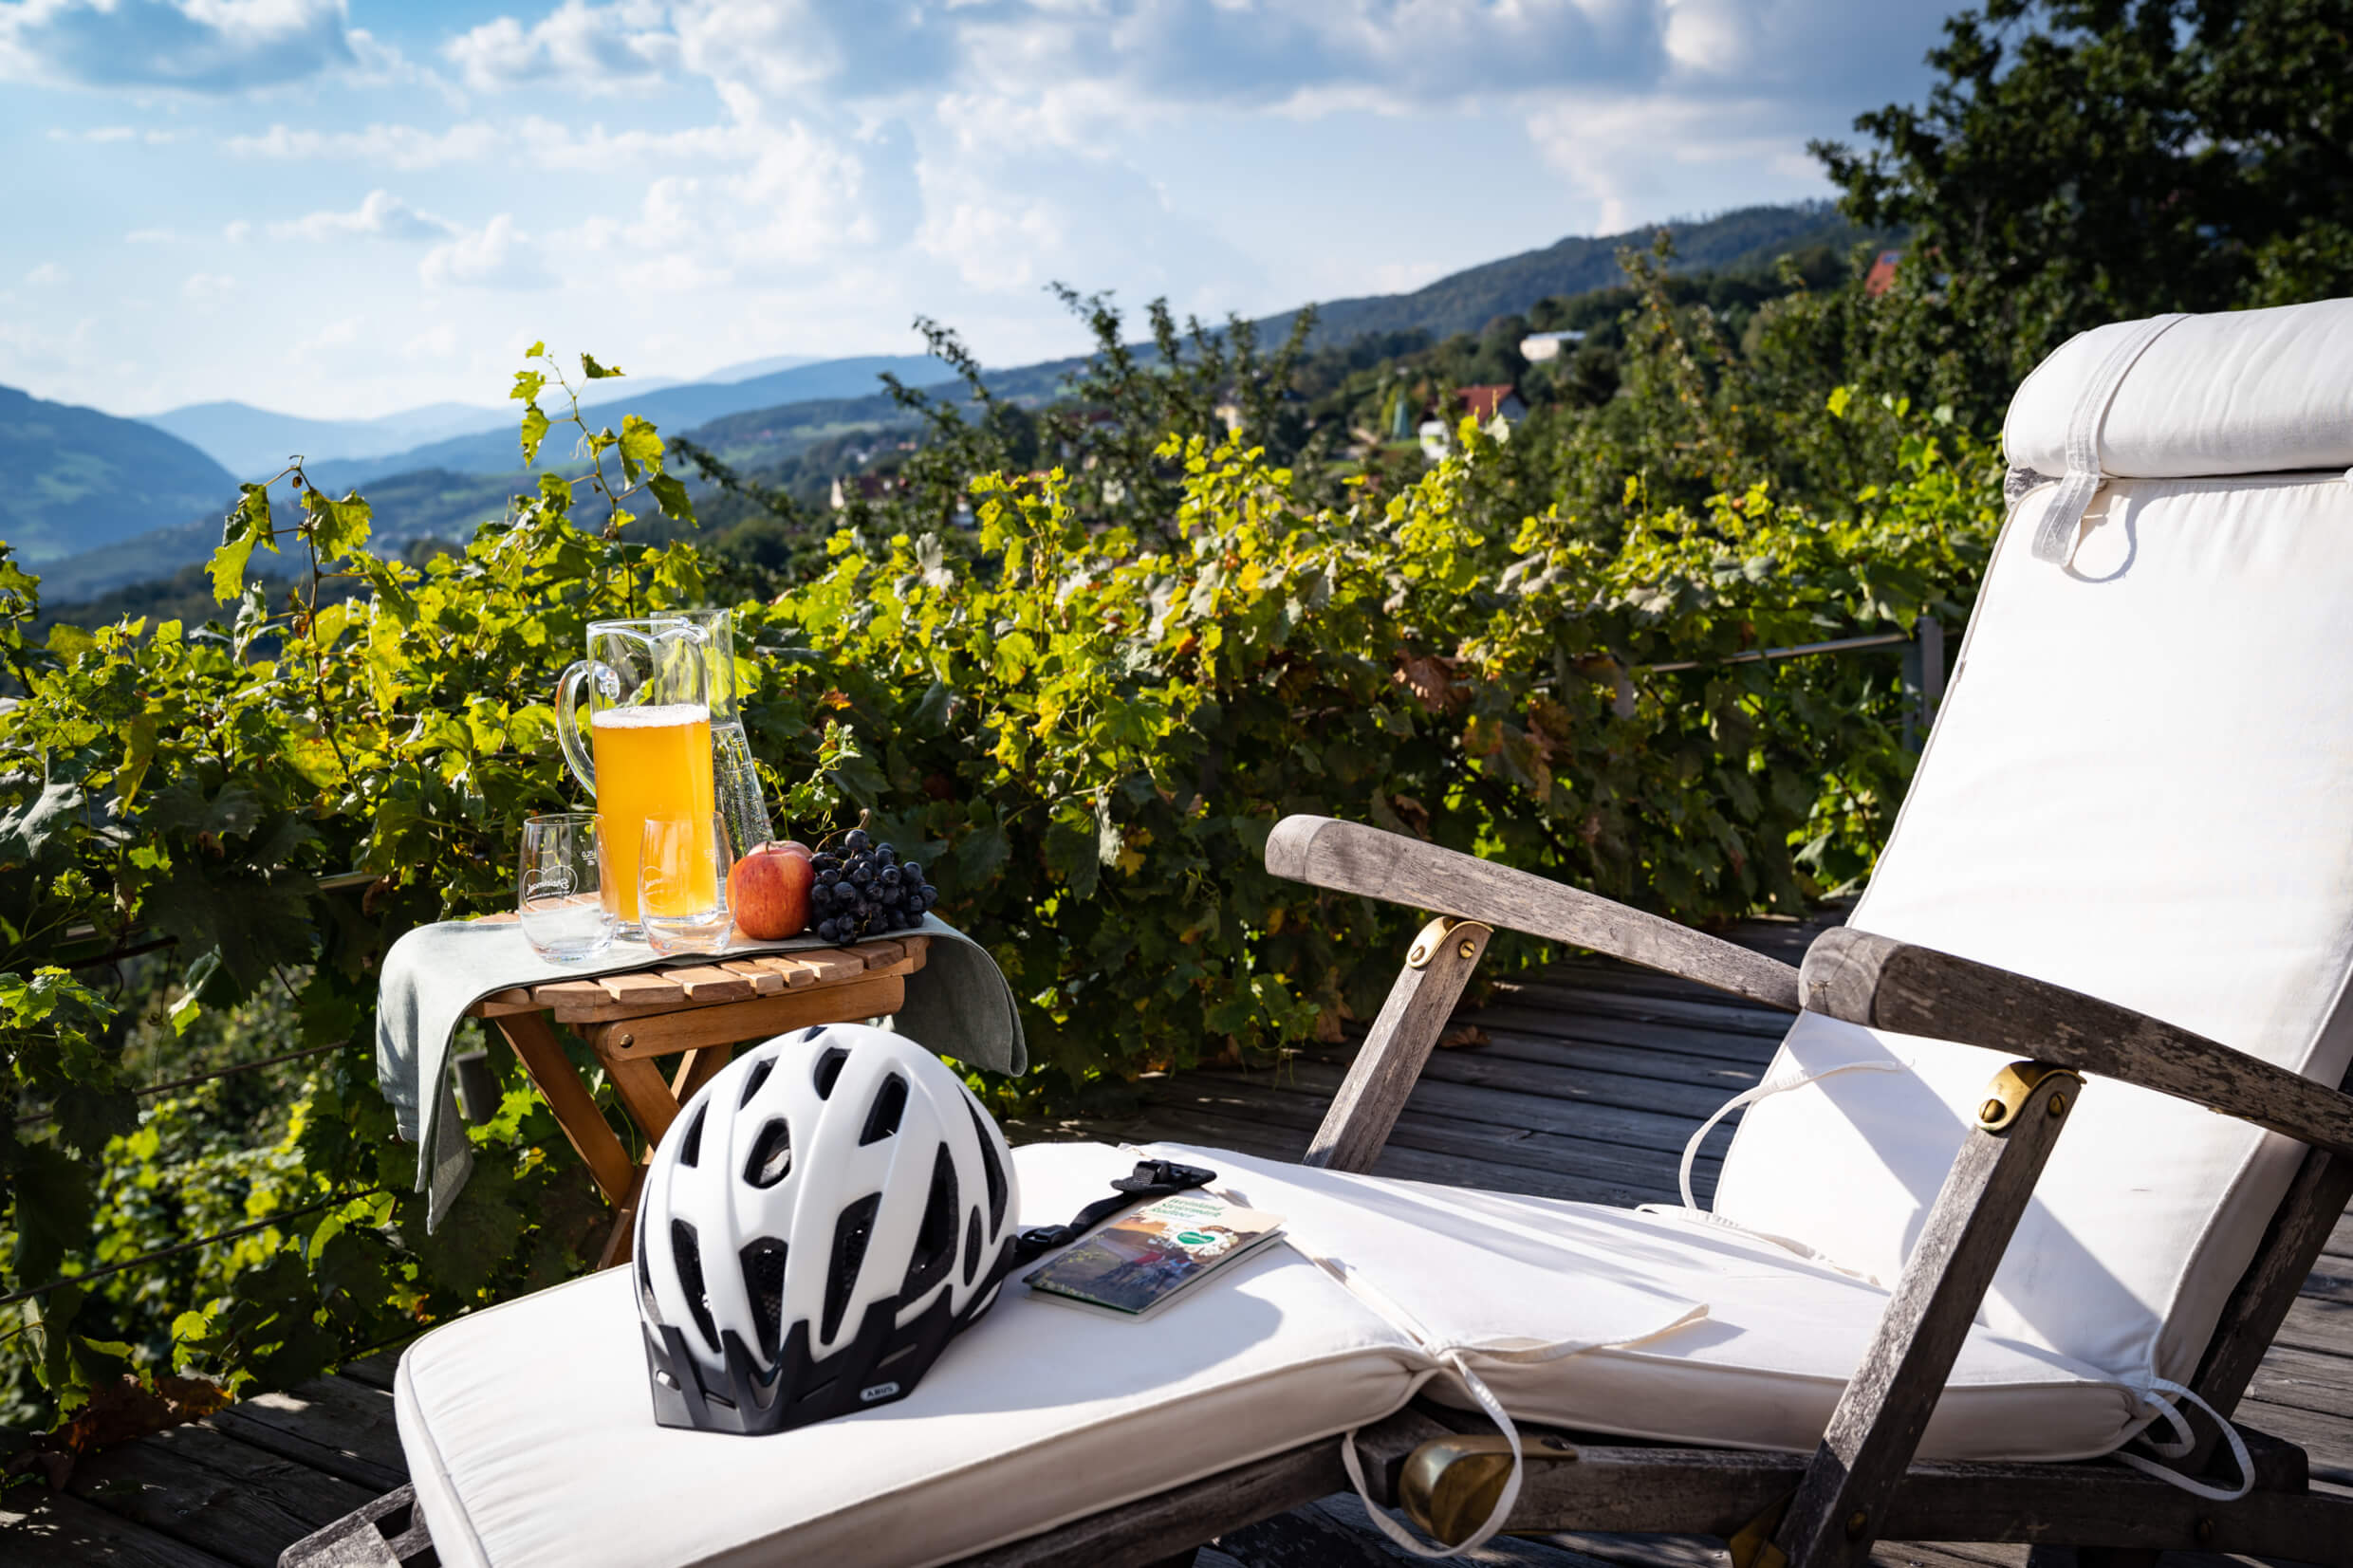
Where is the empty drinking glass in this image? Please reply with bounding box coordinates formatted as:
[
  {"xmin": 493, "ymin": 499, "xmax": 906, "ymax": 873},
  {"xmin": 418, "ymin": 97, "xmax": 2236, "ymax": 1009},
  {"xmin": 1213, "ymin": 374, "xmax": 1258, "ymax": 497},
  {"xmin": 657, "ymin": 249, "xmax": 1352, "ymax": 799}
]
[
  {"xmin": 639, "ymin": 811, "xmax": 734, "ymax": 957},
  {"xmin": 518, "ymin": 814, "xmax": 618, "ymax": 963}
]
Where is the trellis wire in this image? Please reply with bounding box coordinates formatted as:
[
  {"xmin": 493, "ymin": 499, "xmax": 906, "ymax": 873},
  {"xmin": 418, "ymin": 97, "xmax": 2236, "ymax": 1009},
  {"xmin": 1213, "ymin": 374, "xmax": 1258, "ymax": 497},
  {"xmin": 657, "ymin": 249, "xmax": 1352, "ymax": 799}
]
[
  {"xmin": 0, "ymin": 1189, "xmax": 381, "ymax": 1308},
  {"xmin": 12, "ymin": 1040, "xmax": 350, "ymax": 1130}
]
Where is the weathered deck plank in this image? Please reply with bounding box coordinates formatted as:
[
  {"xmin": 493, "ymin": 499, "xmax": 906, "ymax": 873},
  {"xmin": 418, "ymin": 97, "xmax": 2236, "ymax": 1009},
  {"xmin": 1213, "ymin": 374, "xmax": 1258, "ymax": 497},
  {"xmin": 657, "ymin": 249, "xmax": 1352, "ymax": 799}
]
[
  {"xmin": 11, "ymin": 908, "xmax": 2351, "ymax": 1568},
  {"xmin": 63, "ymin": 1419, "xmax": 378, "ymax": 1568},
  {"xmin": 0, "ymin": 1490, "xmax": 240, "ymax": 1568},
  {"xmin": 208, "ymin": 1376, "xmax": 406, "ymax": 1494}
]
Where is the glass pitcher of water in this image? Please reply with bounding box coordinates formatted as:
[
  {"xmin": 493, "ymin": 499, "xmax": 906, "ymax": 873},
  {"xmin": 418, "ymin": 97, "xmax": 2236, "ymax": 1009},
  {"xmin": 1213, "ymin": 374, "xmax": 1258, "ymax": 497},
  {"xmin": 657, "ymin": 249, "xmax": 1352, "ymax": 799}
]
[
  {"xmin": 669, "ymin": 607, "xmax": 773, "ymax": 856},
  {"xmin": 554, "ymin": 618, "xmax": 715, "ymax": 933}
]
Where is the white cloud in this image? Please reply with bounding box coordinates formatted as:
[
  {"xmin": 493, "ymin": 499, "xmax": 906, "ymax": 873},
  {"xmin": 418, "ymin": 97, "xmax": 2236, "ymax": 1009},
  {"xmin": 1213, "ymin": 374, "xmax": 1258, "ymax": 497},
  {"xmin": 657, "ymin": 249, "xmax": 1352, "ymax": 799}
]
[
  {"xmin": 916, "ymin": 199, "xmax": 1062, "ymax": 293},
  {"xmin": 271, "ymin": 189, "xmax": 455, "ymax": 243},
  {"xmin": 1527, "ymin": 94, "xmax": 1820, "ymax": 233},
  {"xmin": 46, "ymin": 121, "xmax": 190, "ymax": 143},
  {"xmin": 421, "ymin": 213, "xmax": 553, "ymax": 291},
  {"xmin": 25, "ymin": 263, "xmax": 68, "ymax": 286},
  {"xmin": 0, "ymin": 0, "xmax": 357, "ymax": 94},
  {"xmin": 444, "ymin": 0, "xmax": 677, "ymax": 92},
  {"xmin": 228, "ymin": 120, "xmax": 501, "ymax": 170},
  {"xmin": 402, "ymin": 321, "xmax": 461, "ymax": 362},
  {"xmin": 545, "ymin": 121, "xmax": 875, "ymax": 294},
  {"xmin": 5, "ymin": 0, "xmax": 1951, "ymax": 418}
]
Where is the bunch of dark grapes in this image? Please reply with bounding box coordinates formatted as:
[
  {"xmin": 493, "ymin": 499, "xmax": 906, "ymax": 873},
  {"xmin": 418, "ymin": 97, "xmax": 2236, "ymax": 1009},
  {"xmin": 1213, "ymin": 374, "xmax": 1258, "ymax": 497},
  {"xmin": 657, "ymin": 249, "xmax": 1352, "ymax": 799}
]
[{"xmin": 806, "ymin": 828, "xmax": 937, "ymax": 944}]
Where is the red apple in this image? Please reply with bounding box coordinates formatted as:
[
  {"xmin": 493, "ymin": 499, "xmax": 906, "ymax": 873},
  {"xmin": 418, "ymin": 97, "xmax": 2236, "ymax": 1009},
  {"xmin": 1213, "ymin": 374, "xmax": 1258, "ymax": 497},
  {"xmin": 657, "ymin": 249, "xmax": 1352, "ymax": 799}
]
[{"xmin": 731, "ymin": 840, "xmax": 815, "ymax": 940}]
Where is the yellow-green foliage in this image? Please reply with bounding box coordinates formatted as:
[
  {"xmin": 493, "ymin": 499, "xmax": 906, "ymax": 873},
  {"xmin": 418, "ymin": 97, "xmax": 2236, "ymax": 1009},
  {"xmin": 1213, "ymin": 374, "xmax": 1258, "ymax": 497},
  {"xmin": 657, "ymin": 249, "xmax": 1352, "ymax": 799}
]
[{"xmin": 0, "ymin": 356, "xmax": 1996, "ymax": 1430}]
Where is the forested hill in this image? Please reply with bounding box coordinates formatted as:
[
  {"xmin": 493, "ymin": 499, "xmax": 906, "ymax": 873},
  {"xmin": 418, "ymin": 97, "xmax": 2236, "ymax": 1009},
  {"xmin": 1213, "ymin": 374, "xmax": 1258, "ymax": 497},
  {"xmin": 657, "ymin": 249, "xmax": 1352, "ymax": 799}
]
[
  {"xmin": 0, "ymin": 384, "xmax": 237, "ymax": 563},
  {"xmin": 1264, "ymin": 202, "xmax": 1879, "ymax": 346}
]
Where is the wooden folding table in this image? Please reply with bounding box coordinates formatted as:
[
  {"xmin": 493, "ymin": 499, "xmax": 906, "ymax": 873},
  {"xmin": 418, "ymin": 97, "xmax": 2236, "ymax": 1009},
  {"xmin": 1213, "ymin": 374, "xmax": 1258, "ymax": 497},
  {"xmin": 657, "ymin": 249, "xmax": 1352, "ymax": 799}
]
[{"xmin": 466, "ymin": 935, "xmax": 931, "ymax": 1265}]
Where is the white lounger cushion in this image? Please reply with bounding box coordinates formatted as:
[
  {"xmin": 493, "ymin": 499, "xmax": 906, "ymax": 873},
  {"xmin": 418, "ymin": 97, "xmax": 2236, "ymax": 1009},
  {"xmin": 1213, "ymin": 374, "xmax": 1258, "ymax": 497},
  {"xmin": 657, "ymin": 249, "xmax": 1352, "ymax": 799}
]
[
  {"xmin": 1718, "ymin": 464, "xmax": 2353, "ymax": 1397},
  {"xmin": 398, "ymin": 1141, "xmax": 2144, "ymax": 1568},
  {"xmin": 2005, "ymin": 297, "xmax": 2353, "ymax": 477}
]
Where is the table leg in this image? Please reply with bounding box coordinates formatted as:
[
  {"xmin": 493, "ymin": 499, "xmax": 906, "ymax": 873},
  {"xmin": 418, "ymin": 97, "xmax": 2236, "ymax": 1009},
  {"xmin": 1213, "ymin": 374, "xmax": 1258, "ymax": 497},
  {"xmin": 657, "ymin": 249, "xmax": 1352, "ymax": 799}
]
[
  {"xmin": 596, "ymin": 1040, "xmax": 685, "ymax": 1144},
  {"xmin": 494, "ymin": 1012, "xmax": 636, "ymax": 1206},
  {"xmin": 597, "ymin": 1166, "xmax": 646, "ymax": 1271},
  {"xmin": 670, "ymin": 1044, "xmax": 733, "ymax": 1105}
]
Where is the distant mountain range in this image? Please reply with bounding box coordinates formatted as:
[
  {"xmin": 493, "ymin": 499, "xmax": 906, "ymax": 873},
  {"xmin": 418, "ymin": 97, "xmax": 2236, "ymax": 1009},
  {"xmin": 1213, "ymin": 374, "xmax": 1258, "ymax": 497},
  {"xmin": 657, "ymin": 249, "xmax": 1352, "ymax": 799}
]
[
  {"xmin": 3, "ymin": 385, "xmax": 238, "ymax": 564},
  {"xmin": 1265, "ymin": 200, "xmax": 1867, "ymax": 345},
  {"xmin": 296, "ymin": 354, "xmax": 963, "ymax": 493},
  {"xmin": 141, "ymin": 398, "xmax": 530, "ymax": 482},
  {"xmin": 8, "ymin": 202, "xmax": 1877, "ymax": 601},
  {"xmin": 135, "ymin": 348, "xmax": 841, "ymax": 481}
]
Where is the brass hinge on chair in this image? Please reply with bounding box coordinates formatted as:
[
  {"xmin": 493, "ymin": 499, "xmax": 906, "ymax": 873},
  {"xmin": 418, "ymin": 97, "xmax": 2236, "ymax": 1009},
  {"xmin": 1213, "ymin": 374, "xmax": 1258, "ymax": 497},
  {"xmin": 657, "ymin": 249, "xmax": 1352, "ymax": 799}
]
[
  {"xmin": 1728, "ymin": 1489, "xmax": 1794, "ymax": 1568},
  {"xmin": 1398, "ymin": 1431, "xmax": 1577, "ymax": 1545},
  {"xmin": 1406, "ymin": 916, "xmax": 1495, "ymax": 970},
  {"xmin": 1976, "ymin": 1061, "xmax": 2082, "ymax": 1132}
]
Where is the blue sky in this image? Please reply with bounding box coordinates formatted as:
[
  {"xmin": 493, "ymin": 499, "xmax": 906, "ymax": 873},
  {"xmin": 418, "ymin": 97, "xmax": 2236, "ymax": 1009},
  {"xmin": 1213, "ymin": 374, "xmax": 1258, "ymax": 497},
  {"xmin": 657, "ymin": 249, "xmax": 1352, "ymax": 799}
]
[{"xmin": 0, "ymin": 1, "xmax": 1949, "ymax": 420}]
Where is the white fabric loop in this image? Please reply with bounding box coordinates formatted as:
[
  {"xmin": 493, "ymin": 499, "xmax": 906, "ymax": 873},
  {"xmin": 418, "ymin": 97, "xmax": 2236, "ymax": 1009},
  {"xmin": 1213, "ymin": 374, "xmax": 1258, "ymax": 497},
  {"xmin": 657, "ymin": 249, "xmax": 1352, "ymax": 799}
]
[
  {"xmin": 2030, "ymin": 312, "xmax": 2188, "ymax": 563},
  {"xmin": 1342, "ymin": 1351, "xmax": 1524, "ymax": 1559},
  {"xmin": 1302, "ymin": 1250, "xmax": 1527, "ymax": 1557},
  {"xmin": 2114, "ymin": 1377, "xmax": 2253, "ymax": 1502},
  {"xmin": 1678, "ymin": 1061, "xmax": 1907, "ymax": 1213}
]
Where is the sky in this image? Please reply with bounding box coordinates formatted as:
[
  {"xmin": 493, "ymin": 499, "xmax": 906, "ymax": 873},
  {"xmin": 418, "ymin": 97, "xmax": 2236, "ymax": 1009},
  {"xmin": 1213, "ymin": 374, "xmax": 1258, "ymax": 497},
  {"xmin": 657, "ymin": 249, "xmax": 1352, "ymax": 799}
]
[{"xmin": 0, "ymin": 0, "xmax": 1952, "ymax": 421}]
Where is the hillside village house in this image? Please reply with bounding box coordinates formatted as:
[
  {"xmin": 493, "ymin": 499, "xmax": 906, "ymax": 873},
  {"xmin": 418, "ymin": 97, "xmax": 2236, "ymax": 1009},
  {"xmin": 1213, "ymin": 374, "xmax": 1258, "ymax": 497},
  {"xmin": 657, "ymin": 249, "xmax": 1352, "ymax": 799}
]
[{"xmin": 1456, "ymin": 384, "xmax": 1527, "ymax": 423}]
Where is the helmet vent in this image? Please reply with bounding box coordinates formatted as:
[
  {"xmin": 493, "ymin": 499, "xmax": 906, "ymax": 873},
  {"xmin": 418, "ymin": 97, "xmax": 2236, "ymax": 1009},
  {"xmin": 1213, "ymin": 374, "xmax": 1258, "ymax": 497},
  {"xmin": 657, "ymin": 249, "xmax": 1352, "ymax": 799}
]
[
  {"xmin": 743, "ymin": 1117, "xmax": 793, "ymax": 1189},
  {"xmin": 823, "ymin": 1193, "xmax": 881, "ymax": 1343},
  {"xmin": 962, "ymin": 1209, "xmax": 982, "ymax": 1286},
  {"xmin": 965, "ymin": 1098, "xmax": 1008, "ymax": 1231},
  {"xmin": 676, "ymin": 1102, "xmax": 707, "ymax": 1169},
  {"xmin": 902, "ymin": 1145, "xmax": 958, "ymax": 1299},
  {"xmin": 671, "ymin": 1220, "xmax": 720, "ymax": 1355},
  {"xmin": 860, "ymin": 1074, "xmax": 909, "ymax": 1145},
  {"xmin": 636, "ymin": 1212, "xmax": 658, "ymax": 1310},
  {"xmin": 739, "ymin": 1238, "xmax": 790, "ymax": 1361},
  {"xmin": 737, "ymin": 1056, "xmax": 776, "ymax": 1108},
  {"xmin": 812, "ymin": 1045, "xmax": 851, "ymax": 1100}
]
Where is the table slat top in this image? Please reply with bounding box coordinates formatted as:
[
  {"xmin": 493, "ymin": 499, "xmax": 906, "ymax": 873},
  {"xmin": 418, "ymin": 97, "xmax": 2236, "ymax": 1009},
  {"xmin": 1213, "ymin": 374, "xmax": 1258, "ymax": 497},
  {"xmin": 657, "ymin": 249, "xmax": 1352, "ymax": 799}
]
[{"xmin": 463, "ymin": 934, "xmax": 931, "ymax": 1023}]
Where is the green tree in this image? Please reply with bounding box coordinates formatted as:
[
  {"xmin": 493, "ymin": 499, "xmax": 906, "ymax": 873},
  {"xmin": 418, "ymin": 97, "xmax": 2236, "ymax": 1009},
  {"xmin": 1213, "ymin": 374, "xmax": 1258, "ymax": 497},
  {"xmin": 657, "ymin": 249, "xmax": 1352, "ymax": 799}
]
[{"xmin": 1816, "ymin": 0, "xmax": 2353, "ymax": 424}]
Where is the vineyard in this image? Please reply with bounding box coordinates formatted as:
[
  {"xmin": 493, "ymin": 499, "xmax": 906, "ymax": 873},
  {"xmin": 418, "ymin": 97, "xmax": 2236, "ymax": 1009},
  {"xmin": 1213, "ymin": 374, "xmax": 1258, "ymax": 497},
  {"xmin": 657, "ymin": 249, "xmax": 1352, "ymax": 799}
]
[{"xmin": 0, "ymin": 282, "xmax": 2000, "ymax": 1443}]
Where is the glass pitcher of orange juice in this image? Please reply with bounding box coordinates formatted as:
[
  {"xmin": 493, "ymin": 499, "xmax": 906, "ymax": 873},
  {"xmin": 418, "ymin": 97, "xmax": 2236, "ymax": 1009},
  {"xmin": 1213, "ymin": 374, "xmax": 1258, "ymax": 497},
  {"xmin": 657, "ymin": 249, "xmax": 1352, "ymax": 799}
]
[{"xmin": 554, "ymin": 618, "xmax": 715, "ymax": 932}]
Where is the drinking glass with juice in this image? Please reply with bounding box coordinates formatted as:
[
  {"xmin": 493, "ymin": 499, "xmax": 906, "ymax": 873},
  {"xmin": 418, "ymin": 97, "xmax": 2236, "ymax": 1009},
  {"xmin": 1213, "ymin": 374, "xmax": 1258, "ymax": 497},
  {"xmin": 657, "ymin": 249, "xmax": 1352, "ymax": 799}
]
[
  {"xmin": 554, "ymin": 619, "xmax": 718, "ymax": 932},
  {"xmin": 595, "ymin": 704, "xmax": 714, "ymax": 925}
]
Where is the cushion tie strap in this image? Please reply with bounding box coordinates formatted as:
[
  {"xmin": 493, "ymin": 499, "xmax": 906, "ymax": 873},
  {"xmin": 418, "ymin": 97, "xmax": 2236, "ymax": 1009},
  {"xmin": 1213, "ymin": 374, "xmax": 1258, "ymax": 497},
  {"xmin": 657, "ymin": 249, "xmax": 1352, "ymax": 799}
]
[
  {"xmin": 1010, "ymin": 1158, "xmax": 1216, "ymax": 1264},
  {"xmin": 1678, "ymin": 1061, "xmax": 1907, "ymax": 1213},
  {"xmin": 2031, "ymin": 312, "xmax": 2188, "ymax": 563},
  {"xmin": 1300, "ymin": 1250, "xmax": 1524, "ymax": 1558},
  {"xmin": 1342, "ymin": 1349, "xmax": 1522, "ymax": 1559},
  {"xmin": 2115, "ymin": 1377, "xmax": 2253, "ymax": 1502}
]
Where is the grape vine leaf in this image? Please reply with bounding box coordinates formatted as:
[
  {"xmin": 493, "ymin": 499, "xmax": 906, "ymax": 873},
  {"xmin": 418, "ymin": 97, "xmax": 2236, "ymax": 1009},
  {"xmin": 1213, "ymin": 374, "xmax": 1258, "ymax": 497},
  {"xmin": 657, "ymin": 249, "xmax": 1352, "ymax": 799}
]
[
  {"xmin": 519, "ymin": 404, "xmax": 551, "ymax": 465},
  {"xmin": 139, "ymin": 866, "xmax": 314, "ymax": 996}
]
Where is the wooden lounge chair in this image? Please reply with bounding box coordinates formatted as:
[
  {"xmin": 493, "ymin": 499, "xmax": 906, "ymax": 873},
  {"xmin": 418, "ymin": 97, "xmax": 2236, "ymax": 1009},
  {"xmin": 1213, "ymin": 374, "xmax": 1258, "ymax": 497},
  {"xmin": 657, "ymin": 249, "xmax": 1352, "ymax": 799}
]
[{"xmin": 292, "ymin": 297, "xmax": 2353, "ymax": 1568}]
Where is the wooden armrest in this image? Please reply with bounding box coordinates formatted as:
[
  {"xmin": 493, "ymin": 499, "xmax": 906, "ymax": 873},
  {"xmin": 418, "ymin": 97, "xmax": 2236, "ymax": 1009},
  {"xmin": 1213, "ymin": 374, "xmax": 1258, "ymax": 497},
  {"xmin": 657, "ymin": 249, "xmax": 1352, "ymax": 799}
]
[
  {"xmin": 1264, "ymin": 814, "xmax": 1801, "ymax": 1012},
  {"xmin": 1802, "ymin": 927, "xmax": 2353, "ymax": 1158}
]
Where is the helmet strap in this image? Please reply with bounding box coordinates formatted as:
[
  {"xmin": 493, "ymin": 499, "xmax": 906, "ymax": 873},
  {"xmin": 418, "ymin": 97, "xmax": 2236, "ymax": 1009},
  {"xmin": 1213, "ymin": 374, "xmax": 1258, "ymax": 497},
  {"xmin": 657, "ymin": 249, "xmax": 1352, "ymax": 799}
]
[{"xmin": 1010, "ymin": 1158, "xmax": 1218, "ymax": 1264}]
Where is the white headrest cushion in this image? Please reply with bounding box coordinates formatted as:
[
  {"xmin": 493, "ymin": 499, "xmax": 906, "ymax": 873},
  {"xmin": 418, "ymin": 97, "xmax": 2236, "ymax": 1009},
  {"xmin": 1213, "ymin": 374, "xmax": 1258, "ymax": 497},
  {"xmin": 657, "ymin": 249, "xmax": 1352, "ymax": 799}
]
[{"xmin": 2005, "ymin": 296, "xmax": 2353, "ymax": 480}]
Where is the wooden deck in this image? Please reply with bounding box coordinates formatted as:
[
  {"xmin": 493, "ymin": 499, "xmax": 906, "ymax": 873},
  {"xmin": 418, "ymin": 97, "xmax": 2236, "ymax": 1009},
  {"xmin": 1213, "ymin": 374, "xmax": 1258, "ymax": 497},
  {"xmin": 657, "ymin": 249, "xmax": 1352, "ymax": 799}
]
[{"xmin": 7, "ymin": 915, "xmax": 2350, "ymax": 1568}]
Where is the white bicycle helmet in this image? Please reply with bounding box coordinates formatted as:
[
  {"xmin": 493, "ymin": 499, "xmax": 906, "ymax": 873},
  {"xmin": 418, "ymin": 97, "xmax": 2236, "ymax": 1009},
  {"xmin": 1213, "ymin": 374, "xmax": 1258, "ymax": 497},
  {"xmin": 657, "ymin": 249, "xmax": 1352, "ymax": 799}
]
[{"xmin": 634, "ymin": 1023, "xmax": 1021, "ymax": 1434}]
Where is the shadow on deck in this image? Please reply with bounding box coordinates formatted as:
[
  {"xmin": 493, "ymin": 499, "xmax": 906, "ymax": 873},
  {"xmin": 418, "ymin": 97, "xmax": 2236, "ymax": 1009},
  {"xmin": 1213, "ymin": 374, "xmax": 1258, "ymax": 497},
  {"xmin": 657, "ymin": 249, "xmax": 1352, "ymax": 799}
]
[{"xmin": 7, "ymin": 913, "xmax": 2349, "ymax": 1568}]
